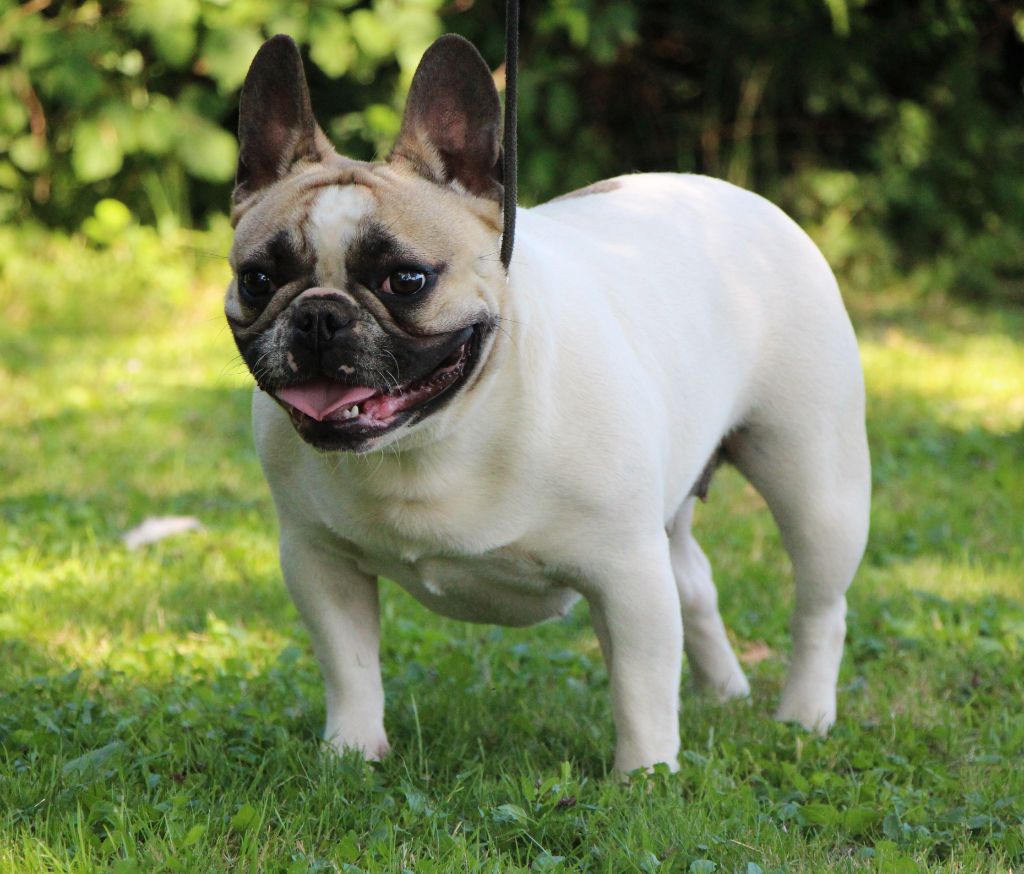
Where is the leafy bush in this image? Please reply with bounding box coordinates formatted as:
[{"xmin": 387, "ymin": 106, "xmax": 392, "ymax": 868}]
[
  {"xmin": 1, "ymin": 0, "xmax": 1021, "ymax": 300},
  {"xmin": 0, "ymin": 0, "xmax": 446, "ymax": 229}
]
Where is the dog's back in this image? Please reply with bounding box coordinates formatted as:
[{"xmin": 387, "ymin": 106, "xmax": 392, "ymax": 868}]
[{"xmin": 510, "ymin": 172, "xmax": 865, "ymax": 518}]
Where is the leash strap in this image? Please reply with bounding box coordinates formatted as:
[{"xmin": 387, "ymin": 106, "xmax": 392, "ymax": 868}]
[{"xmin": 500, "ymin": 0, "xmax": 519, "ymax": 271}]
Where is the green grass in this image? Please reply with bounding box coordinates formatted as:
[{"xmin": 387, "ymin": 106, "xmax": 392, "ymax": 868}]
[{"xmin": 1, "ymin": 222, "xmax": 1022, "ymax": 873}]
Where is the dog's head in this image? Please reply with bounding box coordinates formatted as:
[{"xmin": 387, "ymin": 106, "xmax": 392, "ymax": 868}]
[{"xmin": 226, "ymin": 34, "xmax": 506, "ymax": 452}]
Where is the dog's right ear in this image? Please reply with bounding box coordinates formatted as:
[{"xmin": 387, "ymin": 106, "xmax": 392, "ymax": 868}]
[
  {"xmin": 389, "ymin": 35, "xmax": 502, "ymax": 201},
  {"xmin": 233, "ymin": 35, "xmax": 332, "ymax": 206}
]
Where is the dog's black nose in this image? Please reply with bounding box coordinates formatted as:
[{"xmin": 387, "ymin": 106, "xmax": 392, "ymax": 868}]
[{"xmin": 293, "ymin": 298, "xmax": 357, "ymax": 347}]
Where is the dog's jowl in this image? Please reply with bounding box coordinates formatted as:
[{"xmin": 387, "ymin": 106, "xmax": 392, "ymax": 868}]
[{"xmin": 225, "ymin": 34, "xmax": 871, "ymax": 772}]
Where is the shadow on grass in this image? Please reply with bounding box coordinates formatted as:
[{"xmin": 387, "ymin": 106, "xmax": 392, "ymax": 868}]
[
  {"xmin": 848, "ymin": 287, "xmax": 1024, "ymax": 343},
  {"xmin": 864, "ymin": 391, "xmax": 1024, "ymax": 571},
  {"xmin": 3, "ymin": 355, "xmax": 1023, "ymax": 778},
  {"xmin": 3, "ymin": 384, "xmax": 263, "ymax": 534},
  {"xmin": 4, "ymin": 580, "xmax": 1021, "ymax": 791},
  {"xmin": 1, "ymin": 604, "xmax": 619, "ymax": 777}
]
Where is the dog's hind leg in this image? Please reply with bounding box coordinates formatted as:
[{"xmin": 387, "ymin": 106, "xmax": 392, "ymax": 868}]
[
  {"xmin": 668, "ymin": 499, "xmax": 751, "ymax": 701},
  {"xmin": 727, "ymin": 399, "xmax": 871, "ymax": 733}
]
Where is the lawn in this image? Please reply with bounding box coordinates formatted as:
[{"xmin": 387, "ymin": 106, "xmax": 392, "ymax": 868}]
[{"xmin": 1, "ymin": 218, "xmax": 1022, "ymax": 873}]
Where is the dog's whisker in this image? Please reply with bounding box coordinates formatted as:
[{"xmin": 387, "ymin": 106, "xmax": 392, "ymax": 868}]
[
  {"xmin": 218, "ymin": 355, "xmax": 252, "ymax": 381},
  {"xmin": 176, "ymin": 245, "xmax": 230, "ymax": 261},
  {"xmin": 382, "ymin": 351, "xmax": 402, "ymax": 389}
]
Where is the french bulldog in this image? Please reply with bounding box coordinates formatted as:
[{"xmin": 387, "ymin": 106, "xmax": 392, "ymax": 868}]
[{"xmin": 226, "ymin": 33, "xmax": 871, "ymax": 773}]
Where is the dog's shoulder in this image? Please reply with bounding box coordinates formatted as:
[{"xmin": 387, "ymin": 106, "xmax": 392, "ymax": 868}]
[
  {"xmin": 533, "ymin": 172, "xmax": 822, "ymax": 262},
  {"xmin": 542, "ymin": 172, "xmax": 767, "ymax": 209},
  {"xmin": 546, "ymin": 177, "xmax": 626, "ymax": 204}
]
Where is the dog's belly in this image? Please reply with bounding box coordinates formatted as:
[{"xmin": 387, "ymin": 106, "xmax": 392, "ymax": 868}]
[{"xmin": 354, "ymin": 547, "xmax": 581, "ymax": 627}]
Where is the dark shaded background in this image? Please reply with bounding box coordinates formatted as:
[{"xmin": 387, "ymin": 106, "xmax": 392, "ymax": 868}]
[{"xmin": 1, "ymin": 0, "xmax": 1022, "ymax": 300}]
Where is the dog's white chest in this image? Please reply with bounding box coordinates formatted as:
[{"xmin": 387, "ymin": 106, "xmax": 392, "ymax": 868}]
[{"xmin": 354, "ymin": 546, "xmax": 580, "ymax": 627}]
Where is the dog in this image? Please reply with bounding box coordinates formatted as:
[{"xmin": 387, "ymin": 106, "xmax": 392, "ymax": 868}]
[{"xmin": 225, "ymin": 33, "xmax": 871, "ymax": 773}]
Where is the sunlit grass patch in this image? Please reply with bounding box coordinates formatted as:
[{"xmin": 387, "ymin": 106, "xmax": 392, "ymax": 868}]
[
  {"xmin": 862, "ymin": 326, "xmax": 1024, "ymax": 433},
  {"xmin": 863, "ymin": 554, "xmax": 1024, "ymax": 604}
]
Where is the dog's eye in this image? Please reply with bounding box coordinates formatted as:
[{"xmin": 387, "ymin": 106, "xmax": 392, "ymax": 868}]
[
  {"xmin": 384, "ymin": 269, "xmax": 427, "ymax": 296},
  {"xmin": 239, "ymin": 270, "xmax": 275, "ymax": 302}
]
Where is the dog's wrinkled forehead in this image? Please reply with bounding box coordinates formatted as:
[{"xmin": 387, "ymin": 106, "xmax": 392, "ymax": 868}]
[
  {"xmin": 235, "ymin": 172, "xmax": 447, "ymax": 280},
  {"xmin": 306, "ymin": 185, "xmax": 375, "ymax": 282},
  {"xmin": 231, "ymin": 160, "xmax": 375, "ymax": 269},
  {"xmin": 234, "ymin": 157, "xmax": 501, "ymax": 271}
]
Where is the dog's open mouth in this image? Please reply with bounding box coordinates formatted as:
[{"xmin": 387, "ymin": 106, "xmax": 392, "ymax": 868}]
[{"xmin": 273, "ymin": 337, "xmax": 474, "ymax": 442}]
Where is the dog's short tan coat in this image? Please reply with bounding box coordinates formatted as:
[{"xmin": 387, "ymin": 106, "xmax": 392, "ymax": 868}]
[{"xmin": 227, "ymin": 35, "xmax": 871, "ymax": 772}]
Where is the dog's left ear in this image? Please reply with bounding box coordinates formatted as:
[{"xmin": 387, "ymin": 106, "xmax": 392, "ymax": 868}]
[
  {"xmin": 233, "ymin": 34, "xmax": 333, "ymax": 206},
  {"xmin": 390, "ymin": 34, "xmax": 502, "ymax": 201}
]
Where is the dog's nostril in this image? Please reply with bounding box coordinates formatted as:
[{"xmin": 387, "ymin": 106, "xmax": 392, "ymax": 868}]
[
  {"xmin": 320, "ymin": 310, "xmax": 352, "ymax": 341},
  {"xmin": 295, "ymin": 311, "xmax": 316, "ymax": 334}
]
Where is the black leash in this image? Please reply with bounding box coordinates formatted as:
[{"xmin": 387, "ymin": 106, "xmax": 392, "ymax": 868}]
[{"xmin": 500, "ymin": 0, "xmax": 519, "ymax": 271}]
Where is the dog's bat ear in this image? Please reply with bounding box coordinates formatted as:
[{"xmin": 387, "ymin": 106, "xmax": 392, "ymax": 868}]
[
  {"xmin": 390, "ymin": 34, "xmax": 502, "ymax": 202},
  {"xmin": 233, "ymin": 35, "xmax": 332, "ymax": 206}
]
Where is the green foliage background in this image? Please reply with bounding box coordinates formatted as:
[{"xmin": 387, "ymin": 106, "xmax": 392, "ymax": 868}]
[{"xmin": 1, "ymin": 0, "xmax": 1023, "ymax": 301}]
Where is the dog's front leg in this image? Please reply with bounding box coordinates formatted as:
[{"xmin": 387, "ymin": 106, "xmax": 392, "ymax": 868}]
[
  {"xmin": 586, "ymin": 536, "xmax": 683, "ymax": 773},
  {"xmin": 280, "ymin": 529, "xmax": 389, "ymax": 760}
]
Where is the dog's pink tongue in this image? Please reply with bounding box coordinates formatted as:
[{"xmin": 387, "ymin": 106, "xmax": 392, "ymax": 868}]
[{"xmin": 276, "ymin": 380, "xmax": 377, "ymax": 421}]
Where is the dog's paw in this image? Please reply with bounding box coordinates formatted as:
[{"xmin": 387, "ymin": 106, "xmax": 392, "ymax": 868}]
[
  {"xmin": 324, "ymin": 726, "xmax": 391, "ymax": 761},
  {"xmin": 688, "ymin": 658, "xmax": 751, "ymax": 703},
  {"xmin": 774, "ymin": 694, "xmax": 836, "ymax": 736},
  {"xmin": 696, "ymin": 670, "xmax": 751, "ymax": 703},
  {"xmin": 613, "ymin": 755, "xmax": 681, "ymax": 778}
]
